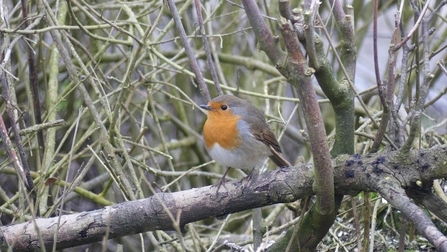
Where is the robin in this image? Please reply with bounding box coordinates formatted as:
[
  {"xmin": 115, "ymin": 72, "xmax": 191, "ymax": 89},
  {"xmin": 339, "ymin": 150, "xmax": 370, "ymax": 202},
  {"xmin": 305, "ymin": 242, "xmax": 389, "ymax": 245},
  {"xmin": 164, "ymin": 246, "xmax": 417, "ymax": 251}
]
[{"xmin": 200, "ymin": 95, "xmax": 291, "ymax": 188}]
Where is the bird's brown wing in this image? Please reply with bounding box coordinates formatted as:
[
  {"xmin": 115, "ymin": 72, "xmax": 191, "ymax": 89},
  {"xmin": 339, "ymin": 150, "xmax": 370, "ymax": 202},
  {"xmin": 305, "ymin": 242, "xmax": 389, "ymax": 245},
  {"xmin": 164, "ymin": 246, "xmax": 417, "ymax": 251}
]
[
  {"xmin": 243, "ymin": 104, "xmax": 291, "ymax": 167},
  {"xmin": 248, "ymin": 116, "xmax": 291, "ymax": 167},
  {"xmin": 254, "ymin": 127, "xmax": 282, "ymax": 153},
  {"xmin": 243, "ymin": 105, "xmax": 281, "ymax": 152},
  {"xmin": 253, "ymin": 128, "xmax": 291, "ymax": 167}
]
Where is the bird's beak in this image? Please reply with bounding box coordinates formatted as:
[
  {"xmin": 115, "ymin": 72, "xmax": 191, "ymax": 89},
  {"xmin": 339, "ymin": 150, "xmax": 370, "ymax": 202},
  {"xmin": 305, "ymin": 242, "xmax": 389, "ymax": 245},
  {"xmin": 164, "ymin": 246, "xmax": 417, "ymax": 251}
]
[{"xmin": 199, "ymin": 104, "xmax": 212, "ymax": 111}]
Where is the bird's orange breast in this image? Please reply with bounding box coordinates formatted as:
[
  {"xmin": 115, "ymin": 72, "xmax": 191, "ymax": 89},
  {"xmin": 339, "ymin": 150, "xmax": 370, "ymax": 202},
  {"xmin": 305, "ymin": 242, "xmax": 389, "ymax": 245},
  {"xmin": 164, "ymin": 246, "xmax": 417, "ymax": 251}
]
[{"xmin": 203, "ymin": 112, "xmax": 241, "ymax": 150}]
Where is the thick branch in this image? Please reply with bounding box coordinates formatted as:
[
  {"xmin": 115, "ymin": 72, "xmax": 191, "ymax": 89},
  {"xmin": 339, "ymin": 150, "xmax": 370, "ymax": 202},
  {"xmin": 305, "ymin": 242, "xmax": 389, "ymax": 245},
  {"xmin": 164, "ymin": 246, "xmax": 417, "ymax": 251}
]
[{"xmin": 2, "ymin": 146, "xmax": 447, "ymax": 251}]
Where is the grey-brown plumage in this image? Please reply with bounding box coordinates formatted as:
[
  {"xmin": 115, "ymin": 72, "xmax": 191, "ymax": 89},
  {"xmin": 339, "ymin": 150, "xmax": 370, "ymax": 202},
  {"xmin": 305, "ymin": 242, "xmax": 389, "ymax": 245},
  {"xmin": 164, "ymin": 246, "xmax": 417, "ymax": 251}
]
[{"xmin": 201, "ymin": 95, "xmax": 291, "ymax": 169}]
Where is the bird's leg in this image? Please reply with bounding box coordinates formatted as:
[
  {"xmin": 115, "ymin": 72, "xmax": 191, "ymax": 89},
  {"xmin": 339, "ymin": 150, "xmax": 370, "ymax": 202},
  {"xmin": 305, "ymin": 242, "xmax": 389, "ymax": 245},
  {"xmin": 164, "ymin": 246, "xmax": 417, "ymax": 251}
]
[
  {"xmin": 245, "ymin": 167, "xmax": 257, "ymax": 180},
  {"xmin": 242, "ymin": 167, "xmax": 259, "ymax": 187},
  {"xmin": 215, "ymin": 167, "xmax": 231, "ymax": 193}
]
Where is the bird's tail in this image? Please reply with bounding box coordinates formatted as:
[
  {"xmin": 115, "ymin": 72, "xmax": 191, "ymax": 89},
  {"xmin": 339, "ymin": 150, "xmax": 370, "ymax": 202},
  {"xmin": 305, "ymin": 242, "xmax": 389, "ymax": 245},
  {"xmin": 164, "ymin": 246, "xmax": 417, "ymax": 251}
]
[{"xmin": 269, "ymin": 146, "xmax": 292, "ymax": 167}]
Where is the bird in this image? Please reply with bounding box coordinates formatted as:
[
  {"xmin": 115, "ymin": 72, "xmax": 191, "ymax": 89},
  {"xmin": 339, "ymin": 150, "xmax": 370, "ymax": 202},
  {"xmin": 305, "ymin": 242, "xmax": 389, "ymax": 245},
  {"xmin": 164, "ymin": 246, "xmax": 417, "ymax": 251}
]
[{"xmin": 200, "ymin": 95, "xmax": 291, "ymax": 189}]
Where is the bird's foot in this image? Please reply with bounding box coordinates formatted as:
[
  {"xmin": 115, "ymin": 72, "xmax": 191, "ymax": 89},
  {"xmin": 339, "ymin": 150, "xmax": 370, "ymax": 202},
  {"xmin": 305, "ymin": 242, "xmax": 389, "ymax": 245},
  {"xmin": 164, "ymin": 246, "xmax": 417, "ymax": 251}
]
[
  {"xmin": 214, "ymin": 167, "xmax": 231, "ymax": 195},
  {"xmin": 242, "ymin": 168, "xmax": 258, "ymax": 187},
  {"xmin": 214, "ymin": 178, "xmax": 227, "ymax": 194}
]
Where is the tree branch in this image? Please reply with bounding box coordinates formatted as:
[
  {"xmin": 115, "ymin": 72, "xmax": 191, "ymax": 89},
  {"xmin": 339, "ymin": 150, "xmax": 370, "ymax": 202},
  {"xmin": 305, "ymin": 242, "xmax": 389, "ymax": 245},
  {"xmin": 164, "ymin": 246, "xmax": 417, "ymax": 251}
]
[{"xmin": 2, "ymin": 145, "xmax": 447, "ymax": 251}]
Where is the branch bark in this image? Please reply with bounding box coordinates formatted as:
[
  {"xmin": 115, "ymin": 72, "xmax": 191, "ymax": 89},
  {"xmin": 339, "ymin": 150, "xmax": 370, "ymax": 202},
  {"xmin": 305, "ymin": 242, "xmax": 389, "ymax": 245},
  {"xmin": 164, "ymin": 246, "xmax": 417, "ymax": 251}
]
[{"xmin": 1, "ymin": 146, "xmax": 447, "ymax": 251}]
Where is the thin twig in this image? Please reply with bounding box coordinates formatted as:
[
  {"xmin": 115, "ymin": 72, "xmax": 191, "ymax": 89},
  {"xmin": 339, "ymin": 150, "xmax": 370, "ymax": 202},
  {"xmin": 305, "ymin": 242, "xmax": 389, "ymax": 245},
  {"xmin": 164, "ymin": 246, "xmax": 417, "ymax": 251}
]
[
  {"xmin": 20, "ymin": 0, "xmax": 44, "ymax": 155},
  {"xmin": 1, "ymin": 75, "xmax": 34, "ymax": 192},
  {"xmin": 193, "ymin": 0, "xmax": 222, "ymax": 95},
  {"xmin": 166, "ymin": 0, "xmax": 211, "ymax": 101}
]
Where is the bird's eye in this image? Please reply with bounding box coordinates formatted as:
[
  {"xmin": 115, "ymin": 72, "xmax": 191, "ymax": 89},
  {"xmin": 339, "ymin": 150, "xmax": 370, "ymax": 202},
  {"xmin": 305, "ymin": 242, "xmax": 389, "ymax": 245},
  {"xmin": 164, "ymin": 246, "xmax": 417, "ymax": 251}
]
[{"xmin": 221, "ymin": 105, "xmax": 228, "ymax": 110}]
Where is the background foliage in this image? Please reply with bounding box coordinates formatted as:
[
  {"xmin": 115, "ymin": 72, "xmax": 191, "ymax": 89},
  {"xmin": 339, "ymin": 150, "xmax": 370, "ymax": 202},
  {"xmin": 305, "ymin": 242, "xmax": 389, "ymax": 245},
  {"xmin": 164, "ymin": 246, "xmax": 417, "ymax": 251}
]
[{"xmin": 0, "ymin": 0, "xmax": 446, "ymax": 251}]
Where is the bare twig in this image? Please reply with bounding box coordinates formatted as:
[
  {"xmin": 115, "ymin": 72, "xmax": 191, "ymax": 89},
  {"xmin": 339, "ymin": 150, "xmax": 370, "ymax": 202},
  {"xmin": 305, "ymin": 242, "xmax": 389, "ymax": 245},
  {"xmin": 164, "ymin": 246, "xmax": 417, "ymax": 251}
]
[
  {"xmin": 193, "ymin": 0, "xmax": 222, "ymax": 95},
  {"xmin": 20, "ymin": 0, "xmax": 44, "ymax": 155},
  {"xmin": 400, "ymin": 4, "xmax": 433, "ymax": 153},
  {"xmin": 370, "ymin": 1, "xmax": 401, "ymax": 153},
  {"xmin": 393, "ymin": 0, "xmax": 432, "ymax": 52},
  {"xmin": 1, "ymin": 75, "xmax": 34, "ymax": 192},
  {"xmin": 0, "ymin": 105, "xmax": 33, "ymax": 192},
  {"xmin": 38, "ymin": 0, "xmax": 137, "ymax": 204},
  {"xmin": 166, "ymin": 0, "xmax": 211, "ymax": 101},
  {"xmin": 350, "ymin": 197, "xmax": 362, "ymax": 251}
]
